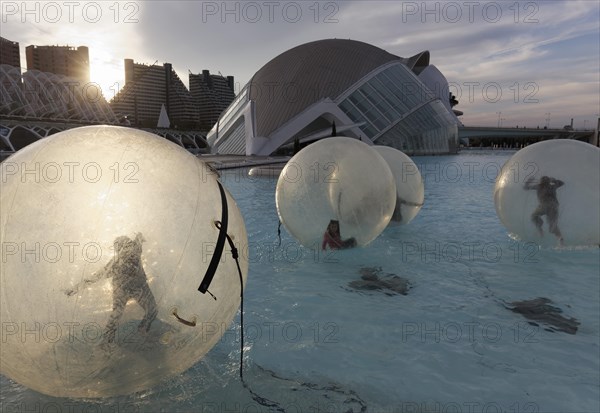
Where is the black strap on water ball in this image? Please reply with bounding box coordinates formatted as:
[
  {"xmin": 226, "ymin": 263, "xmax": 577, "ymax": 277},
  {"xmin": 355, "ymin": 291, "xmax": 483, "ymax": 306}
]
[
  {"xmin": 224, "ymin": 223, "xmax": 285, "ymax": 411},
  {"xmin": 196, "ymin": 178, "xmax": 285, "ymax": 410},
  {"xmin": 198, "ymin": 180, "xmax": 229, "ymax": 298},
  {"xmin": 277, "ymin": 220, "xmax": 282, "ymax": 247}
]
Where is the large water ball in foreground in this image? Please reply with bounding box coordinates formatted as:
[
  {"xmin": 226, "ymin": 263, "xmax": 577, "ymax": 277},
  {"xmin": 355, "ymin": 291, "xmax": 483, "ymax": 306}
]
[
  {"xmin": 372, "ymin": 146, "xmax": 424, "ymax": 225},
  {"xmin": 0, "ymin": 126, "xmax": 248, "ymax": 398},
  {"xmin": 494, "ymin": 139, "xmax": 600, "ymax": 247},
  {"xmin": 276, "ymin": 137, "xmax": 396, "ymax": 248}
]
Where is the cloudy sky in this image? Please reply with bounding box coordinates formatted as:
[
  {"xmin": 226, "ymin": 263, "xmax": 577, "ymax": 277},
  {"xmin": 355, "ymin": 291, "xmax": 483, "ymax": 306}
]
[{"xmin": 2, "ymin": 0, "xmax": 598, "ymax": 128}]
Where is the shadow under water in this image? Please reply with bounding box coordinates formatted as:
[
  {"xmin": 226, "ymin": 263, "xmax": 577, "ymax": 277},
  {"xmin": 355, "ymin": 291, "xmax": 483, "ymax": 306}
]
[
  {"xmin": 347, "ymin": 267, "xmax": 411, "ymax": 296},
  {"xmin": 243, "ymin": 364, "xmax": 368, "ymax": 413},
  {"xmin": 505, "ymin": 297, "xmax": 580, "ymax": 335}
]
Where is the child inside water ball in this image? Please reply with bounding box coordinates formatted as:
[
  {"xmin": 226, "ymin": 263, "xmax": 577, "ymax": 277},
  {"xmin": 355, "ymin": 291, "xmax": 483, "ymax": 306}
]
[
  {"xmin": 66, "ymin": 232, "xmax": 158, "ymax": 345},
  {"xmin": 523, "ymin": 176, "xmax": 565, "ymax": 245},
  {"xmin": 322, "ymin": 220, "xmax": 357, "ymax": 250}
]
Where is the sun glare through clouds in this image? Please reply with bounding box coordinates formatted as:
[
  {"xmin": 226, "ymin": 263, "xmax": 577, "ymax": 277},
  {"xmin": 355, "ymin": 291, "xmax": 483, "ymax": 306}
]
[{"xmin": 89, "ymin": 46, "xmax": 125, "ymax": 103}]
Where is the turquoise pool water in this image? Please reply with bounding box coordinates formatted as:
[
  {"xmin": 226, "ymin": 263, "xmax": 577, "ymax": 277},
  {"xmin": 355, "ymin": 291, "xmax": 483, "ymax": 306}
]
[{"xmin": 2, "ymin": 150, "xmax": 599, "ymax": 412}]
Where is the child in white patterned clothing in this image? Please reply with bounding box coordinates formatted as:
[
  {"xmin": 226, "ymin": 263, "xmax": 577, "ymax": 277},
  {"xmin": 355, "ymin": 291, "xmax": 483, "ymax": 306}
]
[{"xmin": 66, "ymin": 233, "xmax": 158, "ymax": 344}]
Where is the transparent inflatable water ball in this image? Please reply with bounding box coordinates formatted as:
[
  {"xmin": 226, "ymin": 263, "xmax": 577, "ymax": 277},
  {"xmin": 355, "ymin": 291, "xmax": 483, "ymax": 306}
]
[
  {"xmin": 372, "ymin": 146, "xmax": 424, "ymax": 225},
  {"xmin": 494, "ymin": 139, "xmax": 600, "ymax": 247},
  {"xmin": 276, "ymin": 137, "xmax": 396, "ymax": 248},
  {"xmin": 0, "ymin": 126, "xmax": 248, "ymax": 398}
]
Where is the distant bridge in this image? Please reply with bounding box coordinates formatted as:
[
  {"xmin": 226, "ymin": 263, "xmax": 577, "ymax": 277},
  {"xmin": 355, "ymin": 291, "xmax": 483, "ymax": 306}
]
[
  {"xmin": 0, "ymin": 119, "xmax": 209, "ymax": 161},
  {"xmin": 1, "ymin": 120, "xmax": 598, "ymax": 162},
  {"xmin": 458, "ymin": 126, "xmax": 597, "ymax": 147}
]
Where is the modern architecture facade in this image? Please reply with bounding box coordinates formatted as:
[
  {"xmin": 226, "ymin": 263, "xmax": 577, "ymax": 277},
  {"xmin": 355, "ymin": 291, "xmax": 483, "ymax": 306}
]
[
  {"xmin": 189, "ymin": 70, "xmax": 235, "ymax": 131},
  {"xmin": 1, "ymin": 37, "xmax": 21, "ymax": 68},
  {"xmin": 0, "ymin": 64, "xmax": 116, "ymax": 123},
  {"xmin": 110, "ymin": 59, "xmax": 197, "ymax": 128},
  {"xmin": 2, "ymin": 40, "xmax": 113, "ymax": 123},
  {"xmin": 1, "ymin": 45, "xmax": 209, "ymax": 157},
  {"xmin": 25, "ymin": 44, "xmax": 90, "ymax": 82},
  {"xmin": 207, "ymin": 39, "xmax": 461, "ymax": 156}
]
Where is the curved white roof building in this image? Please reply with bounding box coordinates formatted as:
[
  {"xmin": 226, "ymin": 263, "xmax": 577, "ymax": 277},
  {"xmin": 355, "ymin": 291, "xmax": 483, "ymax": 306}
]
[{"xmin": 207, "ymin": 39, "xmax": 461, "ymax": 156}]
